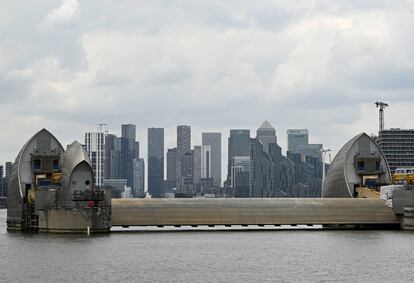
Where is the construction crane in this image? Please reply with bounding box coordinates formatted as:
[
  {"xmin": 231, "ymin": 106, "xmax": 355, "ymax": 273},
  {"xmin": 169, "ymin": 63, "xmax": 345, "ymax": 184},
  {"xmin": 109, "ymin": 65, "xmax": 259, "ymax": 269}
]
[{"xmin": 375, "ymin": 101, "xmax": 389, "ymax": 132}]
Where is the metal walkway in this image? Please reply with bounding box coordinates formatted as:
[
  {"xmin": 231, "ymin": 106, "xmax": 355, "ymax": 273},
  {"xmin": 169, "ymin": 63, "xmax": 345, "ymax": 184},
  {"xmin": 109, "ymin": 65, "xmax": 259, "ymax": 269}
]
[{"xmin": 111, "ymin": 198, "xmax": 400, "ymax": 227}]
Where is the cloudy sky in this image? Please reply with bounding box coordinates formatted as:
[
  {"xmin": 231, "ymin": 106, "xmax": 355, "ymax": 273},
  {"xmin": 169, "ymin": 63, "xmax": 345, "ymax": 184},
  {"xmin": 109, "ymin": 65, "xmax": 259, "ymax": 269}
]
[{"xmin": 1, "ymin": 0, "xmax": 414, "ymax": 179}]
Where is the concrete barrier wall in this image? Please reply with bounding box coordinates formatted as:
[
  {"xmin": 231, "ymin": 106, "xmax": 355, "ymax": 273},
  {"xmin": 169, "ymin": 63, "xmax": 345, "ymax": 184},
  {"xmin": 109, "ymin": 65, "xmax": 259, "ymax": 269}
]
[{"xmin": 111, "ymin": 198, "xmax": 400, "ymax": 227}]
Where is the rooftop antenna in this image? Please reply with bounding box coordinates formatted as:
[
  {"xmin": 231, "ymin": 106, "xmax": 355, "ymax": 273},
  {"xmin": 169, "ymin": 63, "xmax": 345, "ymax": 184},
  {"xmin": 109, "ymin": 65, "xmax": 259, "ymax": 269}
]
[
  {"xmin": 375, "ymin": 101, "xmax": 389, "ymax": 132},
  {"xmin": 97, "ymin": 123, "xmax": 107, "ymax": 133},
  {"xmin": 97, "ymin": 123, "xmax": 108, "ymax": 143}
]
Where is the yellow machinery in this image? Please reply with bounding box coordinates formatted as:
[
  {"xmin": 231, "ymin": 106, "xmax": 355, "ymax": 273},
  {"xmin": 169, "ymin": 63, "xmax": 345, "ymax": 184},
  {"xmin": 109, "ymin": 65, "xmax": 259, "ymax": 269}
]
[
  {"xmin": 357, "ymin": 168, "xmax": 414, "ymax": 198},
  {"xmin": 392, "ymin": 168, "xmax": 414, "ymax": 185},
  {"xmin": 51, "ymin": 172, "xmax": 62, "ymax": 184},
  {"xmin": 28, "ymin": 173, "xmax": 62, "ymax": 207}
]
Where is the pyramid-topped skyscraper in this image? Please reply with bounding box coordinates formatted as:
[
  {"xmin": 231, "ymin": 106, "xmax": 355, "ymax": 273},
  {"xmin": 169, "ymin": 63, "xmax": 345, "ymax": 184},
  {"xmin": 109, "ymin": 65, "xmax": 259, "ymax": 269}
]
[{"xmin": 256, "ymin": 120, "xmax": 277, "ymax": 154}]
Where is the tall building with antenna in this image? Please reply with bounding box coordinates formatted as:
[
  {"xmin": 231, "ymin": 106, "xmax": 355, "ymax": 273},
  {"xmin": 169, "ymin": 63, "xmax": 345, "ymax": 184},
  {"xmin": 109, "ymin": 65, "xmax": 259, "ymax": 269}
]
[
  {"xmin": 375, "ymin": 102, "xmax": 414, "ymax": 174},
  {"xmin": 85, "ymin": 131, "xmax": 105, "ymax": 187}
]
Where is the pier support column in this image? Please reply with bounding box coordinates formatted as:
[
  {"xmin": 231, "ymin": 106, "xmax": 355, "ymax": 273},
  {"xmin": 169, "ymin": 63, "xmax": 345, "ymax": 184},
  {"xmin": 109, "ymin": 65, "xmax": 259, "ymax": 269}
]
[{"xmin": 403, "ymin": 207, "xmax": 414, "ymax": 230}]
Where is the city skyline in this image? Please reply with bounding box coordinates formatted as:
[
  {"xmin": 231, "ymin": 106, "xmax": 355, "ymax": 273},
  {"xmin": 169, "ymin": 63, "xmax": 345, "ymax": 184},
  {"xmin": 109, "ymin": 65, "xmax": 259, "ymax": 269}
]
[
  {"xmin": 33, "ymin": 121, "xmax": 321, "ymax": 198},
  {"xmin": 0, "ymin": 121, "xmax": 386, "ymax": 191},
  {"xmin": 1, "ymin": 1, "xmax": 414, "ymax": 281},
  {"xmin": 3, "ymin": 119, "xmax": 411, "ymax": 198},
  {"xmin": 107, "ymin": 122, "xmax": 323, "ymax": 191}
]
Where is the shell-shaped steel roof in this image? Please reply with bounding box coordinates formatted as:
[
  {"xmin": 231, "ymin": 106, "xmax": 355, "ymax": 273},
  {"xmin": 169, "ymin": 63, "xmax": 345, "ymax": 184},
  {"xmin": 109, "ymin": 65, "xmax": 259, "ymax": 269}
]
[
  {"xmin": 322, "ymin": 132, "xmax": 390, "ymax": 198},
  {"xmin": 62, "ymin": 141, "xmax": 91, "ymax": 176},
  {"xmin": 14, "ymin": 128, "xmax": 64, "ymax": 167},
  {"xmin": 15, "ymin": 128, "xmax": 64, "ymax": 197}
]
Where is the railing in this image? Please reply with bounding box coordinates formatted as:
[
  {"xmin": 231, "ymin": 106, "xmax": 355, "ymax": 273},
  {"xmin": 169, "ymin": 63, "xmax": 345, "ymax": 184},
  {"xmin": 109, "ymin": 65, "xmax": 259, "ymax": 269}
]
[{"xmin": 72, "ymin": 189, "xmax": 105, "ymax": 201}]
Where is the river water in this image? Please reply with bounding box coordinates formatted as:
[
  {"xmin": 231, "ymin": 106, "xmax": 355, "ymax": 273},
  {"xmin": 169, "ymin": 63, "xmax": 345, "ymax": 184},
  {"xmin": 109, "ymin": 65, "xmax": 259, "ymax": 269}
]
[{"xmin": 0, "ymin": 209, "xmax": 413, "ymax": 282}]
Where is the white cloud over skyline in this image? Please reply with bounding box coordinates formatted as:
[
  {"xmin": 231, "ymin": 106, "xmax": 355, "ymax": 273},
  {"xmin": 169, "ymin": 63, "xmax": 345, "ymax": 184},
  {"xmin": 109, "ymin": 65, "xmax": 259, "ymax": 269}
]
[
  {"xmin": 39, "ymin": 0, "xmax": 80, "ymax": 30},
  {"xmin": 1, "ymin": 0, "xmax": 414, "ymax": 181}
]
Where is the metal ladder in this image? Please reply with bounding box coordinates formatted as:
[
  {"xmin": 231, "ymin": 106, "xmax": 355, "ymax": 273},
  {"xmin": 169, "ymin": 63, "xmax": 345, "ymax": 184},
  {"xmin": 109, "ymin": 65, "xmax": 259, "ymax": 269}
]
[
  {"xmin": 22, "ymin": 208, "xmax": 39, "ymax": 232},
  {"xmin": 101, "ymin": 205, "xmax": 112, "ymax": 230}
]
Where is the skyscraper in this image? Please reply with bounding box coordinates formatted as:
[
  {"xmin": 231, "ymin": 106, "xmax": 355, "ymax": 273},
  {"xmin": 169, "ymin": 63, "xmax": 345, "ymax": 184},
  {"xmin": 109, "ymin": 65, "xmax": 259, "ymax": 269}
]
[
  {"xmin": 287, "ymin": 151, "xmax": 304, "ymax": 186},
  {"xmin": 295, "ymin": 144, "xmax": 323, "ymax": 160},
  {"xmin": 135, "ymin": 142, "xmax": 140, "ymax": 159},
  {"xmin": 280, "ymin": 156, "xmax": 295, "ymax": 197},
  {"xmin": 193, "ymin": 145, "xmax": 212, "ymax": 187},
  {"xmin": 0, "ymin": 165, "xmax": 4, "ymax": 197},
  {"xmin": 200, "ymin": 145, "xmax": 211, "ymax": 181},
  {"xmin": 250, "ymin": 138, "xmax": 274, "ymax": 198},
  {"xmin": 231, "ymin": 156, "xmax": 250, "ymax": 187},
  {"xmin": 305, "ymin": 155, "xmax": 323, "ymax": 197},
  {"xmin": 257, "ymin": 121, "xmax": 277, "ymax": 154},
  {"xmin": 85, "ymin": 132, "xmax": 105, "ymax": 187},
  {"xmin": 231, "ymin": 156, "xmax": 250, "ymax": 197},
  {"xmin": 193, "ymin": 146, "xmax": 201, "ymax": 187},
  {"xmin": 228, "ymin": 129, "xmax": 250, "ymax": 182},
  {"xmin": 268, "ymin": 143, "xmax": 282, "ymax": 196},
  {"xmin": 4, "ymin": 162, "xmax": 12, "ymax": 197},
  {"xmin": 176, "ymin": 125, "xmax": 191, "ymax": 193},
  {"xmin": 286, "ymin": 129, "xmax": 323, "ymax": 197},
  {"xmin": 202, "ymin": 132, "xmax": 222, "ymax": 187},
  {"xmin": 181, "ymin": 150, "xmax": 194, "ymax": 195},
  {"xmin": 133, "ymin": 158, "xmax": 145, "ymax": 198},
  {"xmin": 121, "ymin": 124, "xmax": 136, "ymax": 188},
  {"xmin": 104, "ymin": 134, "xmax": 123, "ymax": 179},
  {"xmin": 148, "ymin": 128, "xmax": 164, "ymax": 197},
  {"xmin": 166, "ymin": 148, "xmax": 177, "ymax": 191},
  {"xmin": 287, "ymin": 129, "xmax": 309, "ymax": 152}
]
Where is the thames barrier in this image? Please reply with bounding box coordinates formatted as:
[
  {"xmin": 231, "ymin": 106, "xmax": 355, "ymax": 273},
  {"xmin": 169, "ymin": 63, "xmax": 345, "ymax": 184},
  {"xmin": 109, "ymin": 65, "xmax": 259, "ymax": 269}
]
[
  {"xmin": 111, "ymin": 198, "xmax": 399, "ymax": 227},
  {"xmin": 5, "ymin": 129, "xmax": 414, "ymax": 233}
]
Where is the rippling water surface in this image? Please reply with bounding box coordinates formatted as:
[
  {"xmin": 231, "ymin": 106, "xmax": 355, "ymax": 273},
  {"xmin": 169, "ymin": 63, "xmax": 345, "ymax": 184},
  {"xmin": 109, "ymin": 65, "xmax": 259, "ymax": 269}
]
[{"xmin": 1, "ymin": 209, "xmax": 414, "ymax": 282}]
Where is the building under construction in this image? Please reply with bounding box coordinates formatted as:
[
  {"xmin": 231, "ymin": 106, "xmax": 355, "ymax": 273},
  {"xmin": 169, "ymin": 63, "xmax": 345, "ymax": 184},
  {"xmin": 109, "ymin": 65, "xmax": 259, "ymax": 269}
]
[
  {"xmin": 373, "ymin": 102, "xmax": 414, "ymax": 174},
  {"xmin": 377, "ymin": 129, "xmax": 414, "ymax": 174}
]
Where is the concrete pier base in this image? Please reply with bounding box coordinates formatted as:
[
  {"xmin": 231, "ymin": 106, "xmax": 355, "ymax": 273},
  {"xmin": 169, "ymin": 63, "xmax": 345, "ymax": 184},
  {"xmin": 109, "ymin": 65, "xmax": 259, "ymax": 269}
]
[
  {"xmin": 38, "ymin": 207, "xmax": 111, "ymax": 233},
  {"xmin": 403, "ymin": 207, "xmax": 414, "ymax": 230}
]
